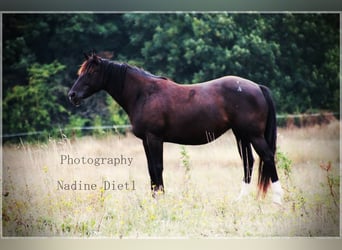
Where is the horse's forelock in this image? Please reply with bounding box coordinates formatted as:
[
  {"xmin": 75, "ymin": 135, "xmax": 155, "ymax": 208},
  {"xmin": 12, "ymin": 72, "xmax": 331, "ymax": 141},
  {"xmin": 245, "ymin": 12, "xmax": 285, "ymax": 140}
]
[
  {"xmin": 77, "ymin": 57, "xmax": 101, "ymax": 76},
  {"xmin": 77, "ymin": 61, "xmax": 88, "ymax": 75}
]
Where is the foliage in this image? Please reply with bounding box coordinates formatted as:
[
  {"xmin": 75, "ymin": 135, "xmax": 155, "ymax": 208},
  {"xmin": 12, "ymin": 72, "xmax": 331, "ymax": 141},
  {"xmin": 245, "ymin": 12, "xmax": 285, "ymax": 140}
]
[
  {"xmin": 276, "ymin": 150, "xmax": 293, "ymax": 194},
  {"xmin": 180, "ymin": 146, "xmax": 191, "ymax": 183},
  {"xmin": 320, "ymin": 161, "xmax": 339, "ymax": 209},
  {"xmin": 64, "ymin": 115, "xmax": 90, "ymax": 137},
  {"xmin": 276, "ymin": 150, "xmax": 292, "ymax": 179},
  {"xmin": 3, "ymin": 13, "xmax": 339, "ymax": 139},
  {"xmin": 3, "ymin": 61, "xmax": 67, "ymax": 136},
  {"xmin": 92, "ymin": 115, "xmax": 105, "ymax": 137},
  {"xmin": 106, "ymin": 95, "xmax": 130, "ymax": 134}
]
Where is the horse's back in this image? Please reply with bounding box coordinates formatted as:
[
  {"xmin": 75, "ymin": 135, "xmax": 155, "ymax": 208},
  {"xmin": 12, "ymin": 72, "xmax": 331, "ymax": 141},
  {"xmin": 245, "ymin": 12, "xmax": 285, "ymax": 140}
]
[{"xmin": 203, "ymin": 75, "xmax": 260, "ymax": 91}]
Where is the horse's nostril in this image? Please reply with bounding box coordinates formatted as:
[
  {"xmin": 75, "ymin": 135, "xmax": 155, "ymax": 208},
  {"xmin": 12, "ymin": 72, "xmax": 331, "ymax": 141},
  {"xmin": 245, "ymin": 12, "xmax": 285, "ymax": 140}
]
[{"xmin": 68, "ymin": 91, "xmax": 81, "ymax": 106}]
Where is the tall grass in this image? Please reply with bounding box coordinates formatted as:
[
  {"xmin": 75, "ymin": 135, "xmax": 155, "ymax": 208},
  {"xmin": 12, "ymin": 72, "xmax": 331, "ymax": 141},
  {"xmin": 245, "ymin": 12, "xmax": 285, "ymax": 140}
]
[{"xmin": 2, "ymin": 122, "xmax": 340, "ymax": 237}]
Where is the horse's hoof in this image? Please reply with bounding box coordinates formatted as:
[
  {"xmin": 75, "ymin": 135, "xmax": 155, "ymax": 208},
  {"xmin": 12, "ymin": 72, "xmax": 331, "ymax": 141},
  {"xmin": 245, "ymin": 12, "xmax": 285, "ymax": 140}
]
[
  {"xmin": 235, "ymin": 181, "xmax": 251, "ymax": 201},
  {"xmin": 272, "ymin": 195, "xmax": 282, "ymax": 205},
  {"xmin": 152, "ymin": 186, "xmax": 164, "ymax": 199},
  {"xmin": 271, "ymin": 181, "xmax": 284, "ymax": 205}
]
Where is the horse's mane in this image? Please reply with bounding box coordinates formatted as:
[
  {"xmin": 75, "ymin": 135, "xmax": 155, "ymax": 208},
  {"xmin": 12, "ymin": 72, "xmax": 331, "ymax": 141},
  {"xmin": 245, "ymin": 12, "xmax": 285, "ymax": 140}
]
[
  {"xmin": 77, "ymin": 56, "xmax": 168, "ymax": 81},
  {"xmin": 126, "ymin": 64, "xmax": 168, "ymax": 80}
]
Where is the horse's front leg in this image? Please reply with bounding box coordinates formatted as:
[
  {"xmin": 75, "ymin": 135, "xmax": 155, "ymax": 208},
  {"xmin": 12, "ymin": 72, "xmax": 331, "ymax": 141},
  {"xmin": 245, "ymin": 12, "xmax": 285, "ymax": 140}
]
[{"xmin": 143, "ymin": 134, "xmax": 164, "ymax": 198}]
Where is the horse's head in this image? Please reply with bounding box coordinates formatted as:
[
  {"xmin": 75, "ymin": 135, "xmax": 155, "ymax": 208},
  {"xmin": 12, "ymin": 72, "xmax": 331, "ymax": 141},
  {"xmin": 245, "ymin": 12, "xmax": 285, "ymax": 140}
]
[{"xmin": 68, "ymin": 53, "xmax": 105, "ymax": 106}]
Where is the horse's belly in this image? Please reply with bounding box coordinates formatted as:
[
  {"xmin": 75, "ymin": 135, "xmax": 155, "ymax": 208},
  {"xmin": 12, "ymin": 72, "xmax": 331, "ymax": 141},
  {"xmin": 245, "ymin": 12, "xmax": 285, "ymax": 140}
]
[
  {"xmin": 163, "ymin": 104, "xmax": 231, "ymax": 145},
  {"xmin": 164, "ymin": 126, "xmax": 229, "ymax": 145}
]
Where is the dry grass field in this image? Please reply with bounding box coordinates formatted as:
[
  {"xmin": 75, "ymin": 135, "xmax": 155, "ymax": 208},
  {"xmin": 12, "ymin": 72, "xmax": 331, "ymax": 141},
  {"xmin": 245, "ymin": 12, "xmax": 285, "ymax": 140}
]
[{"xmin": 2, "ymin": 122, "xmax": 340, "ymax": 237}]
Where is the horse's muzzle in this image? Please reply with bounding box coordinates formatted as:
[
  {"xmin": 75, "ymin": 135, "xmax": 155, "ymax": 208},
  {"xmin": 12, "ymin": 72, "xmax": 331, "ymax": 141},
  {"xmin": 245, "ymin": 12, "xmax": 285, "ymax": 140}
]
[{"xmin": 68, "ymin": 91, "xmax": 81, "ymax": 107}]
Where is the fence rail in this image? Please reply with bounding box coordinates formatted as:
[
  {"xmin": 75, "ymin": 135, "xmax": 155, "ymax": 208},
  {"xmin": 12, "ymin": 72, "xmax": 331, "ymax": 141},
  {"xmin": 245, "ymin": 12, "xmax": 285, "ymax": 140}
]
[
  {"xmin": 276, "ymin": 113, "xmax": 339, "ymax": 118},
  {"xmin": 2, "ymin": 112, "xmax": 339, "ymax": 139},
  {"xmin": 2, "ymin": 125, "xmax": 132, "ymax": 139}
]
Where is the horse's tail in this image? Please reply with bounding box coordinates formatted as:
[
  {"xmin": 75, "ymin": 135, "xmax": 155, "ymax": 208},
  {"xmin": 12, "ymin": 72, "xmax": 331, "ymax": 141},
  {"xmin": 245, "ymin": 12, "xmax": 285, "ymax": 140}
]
[
  {"xmin": 258, "ymin": 85, "xmax": 277, "ymax": 195},
  {"xmin": 260, "ymin": 85, "xmax": 277, "ymax": 154}
]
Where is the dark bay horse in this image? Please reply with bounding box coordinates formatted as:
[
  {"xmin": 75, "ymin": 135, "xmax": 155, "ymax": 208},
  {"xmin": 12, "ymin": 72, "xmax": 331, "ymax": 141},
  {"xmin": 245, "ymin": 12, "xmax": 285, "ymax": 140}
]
[{"xmin": 68, "ymin": 53, "xmax": 283, "ymax": 204}]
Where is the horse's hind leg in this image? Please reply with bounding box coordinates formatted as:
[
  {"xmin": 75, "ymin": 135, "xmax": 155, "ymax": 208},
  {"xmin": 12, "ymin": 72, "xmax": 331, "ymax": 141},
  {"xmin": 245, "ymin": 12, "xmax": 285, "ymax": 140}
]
[
  {"xmin": 244, "ymin": 143, "xmax": 254, "ymax": 184},
  {"xmin": 250, "ymin": 136, "xmax": 283, "ymax": 204},
  {"xmin": 235, "ymin": 136, "xmax": 254, "ymax": 200}
]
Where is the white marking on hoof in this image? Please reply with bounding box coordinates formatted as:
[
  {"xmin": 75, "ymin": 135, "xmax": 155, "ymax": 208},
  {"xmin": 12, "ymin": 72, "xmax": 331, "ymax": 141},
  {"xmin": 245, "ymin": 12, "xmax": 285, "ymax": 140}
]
[
  {"xmin": 151, "ymin": 186, "xmax": 164, "ymax": 199},
  {"xmin": 235, "ymin": 181, "xmax": 251, "ymax": 201},
  {"xmin": 271, "ymin": 180, "xmax": 284, "ymax": 205}
]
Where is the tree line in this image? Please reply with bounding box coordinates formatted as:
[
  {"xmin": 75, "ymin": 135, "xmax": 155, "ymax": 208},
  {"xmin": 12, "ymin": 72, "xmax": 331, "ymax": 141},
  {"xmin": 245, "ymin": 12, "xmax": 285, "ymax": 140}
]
[{"xmin": 2, "ymin": 13, "xmax": 339, "ymax": 140}]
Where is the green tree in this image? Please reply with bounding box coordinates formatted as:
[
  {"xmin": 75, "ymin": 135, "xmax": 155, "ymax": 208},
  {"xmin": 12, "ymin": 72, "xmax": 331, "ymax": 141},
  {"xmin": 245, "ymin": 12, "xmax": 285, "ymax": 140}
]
[
  {"xmin": 268, "ymin": 14, "xmax": 339, "ymax": 113},
  {"xmin": 3, "ymin": 61, "xmax": 67, "ymax": 135}
]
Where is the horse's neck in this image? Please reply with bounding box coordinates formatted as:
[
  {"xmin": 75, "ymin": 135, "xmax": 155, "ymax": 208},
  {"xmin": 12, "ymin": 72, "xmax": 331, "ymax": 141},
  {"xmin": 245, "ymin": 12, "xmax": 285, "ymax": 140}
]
[
  {"xmin": 104, "ymin": 62, "xmax": 128, "ymax": 110},
  {"xmin": 119, "ymin": 68, "xmax": 148, "ymax": 115},
  {"xmin": 103, "ymin": 65, "xmax": 139, "ymax": 116}
]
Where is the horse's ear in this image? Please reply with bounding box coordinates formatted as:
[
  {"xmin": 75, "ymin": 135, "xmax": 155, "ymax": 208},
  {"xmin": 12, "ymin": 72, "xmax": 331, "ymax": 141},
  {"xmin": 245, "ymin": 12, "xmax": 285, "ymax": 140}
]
[
  {"xmin": 90, "ymin": 50, "xmax": 101, "ymax": 64},
  {"xmin": 83, "ymin": 53, "xmax": 89, "ymax": 60}
]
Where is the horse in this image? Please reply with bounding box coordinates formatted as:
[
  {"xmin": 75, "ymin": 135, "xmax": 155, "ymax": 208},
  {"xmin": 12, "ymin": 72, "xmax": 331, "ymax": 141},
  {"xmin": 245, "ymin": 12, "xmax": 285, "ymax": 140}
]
[{"xmin": 68, "ymin": 53, "xmax": 283, "ymax": 204}]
